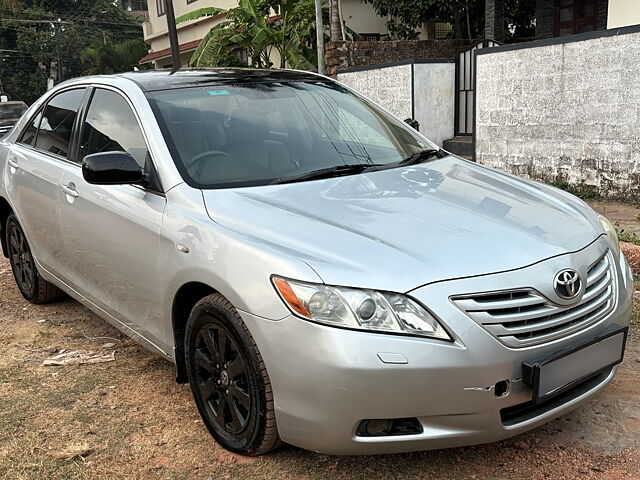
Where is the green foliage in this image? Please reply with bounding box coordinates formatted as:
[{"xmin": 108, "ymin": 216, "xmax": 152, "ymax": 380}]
[
  {"xmin": 0, "ymin": 0, "xmax": 144, "ymax": 103},
  {"xmin": 175, "ymin": 7, "xmax": 226, "ymax": 25},
  {"xmin": 363, "ymin": 0, "xmax": 471, "ymax": 39},
  {"xmin": 81, "ymin": 39, "xmax": 149, "ymax": 75},
  {"xmin": 188, "ymin": 0, "xmax": 316, "ymax": 69},
  {"xmin": 505, "ymin": 0, "xmax": 536, "ymax": 40},
  {"xmin": 550, "ymin": 180, "xmax": 601, "ymax": 201}
]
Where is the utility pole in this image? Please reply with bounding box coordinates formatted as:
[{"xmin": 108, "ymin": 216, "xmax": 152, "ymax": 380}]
[
  {"xmin": 315, "ymin": 0, "xmax": 324, "ymax": 75},
  {"xmin": 164, "ymin": 0, "xmax": 182, "ymax": 72}
]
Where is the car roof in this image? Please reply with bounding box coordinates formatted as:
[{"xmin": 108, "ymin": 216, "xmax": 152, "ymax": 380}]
[{"xmin": 112, "ymin": 68, "xmax": 325, "ymax": 92}]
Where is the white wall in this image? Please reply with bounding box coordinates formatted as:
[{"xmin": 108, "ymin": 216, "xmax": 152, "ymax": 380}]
[
  {"xmin": 607, "ymin": 0, "xmax": 640, "ymax": 28},
  {"xmin": 413, "ymin": 62, "xmax": 455, "ymax": 146},
  {"xmin": 337, "ymin": 64, "xmax": 413, "ymax": 121},
  {"xmin": 475, "ymin": 31, "xmax": 640, "ymax": 199},
  {"xmin": 337, "ymin": 62, "xmax": 455, "ymax": 147}
]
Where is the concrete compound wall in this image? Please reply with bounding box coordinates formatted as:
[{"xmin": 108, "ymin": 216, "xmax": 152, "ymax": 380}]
[
  {"xmin": 337, "ymin": 60, "xmax": 455, "ymax": 147},
  {"xmin": 475, "ymin": 26, "xmax": 640, "ymax": 200}
]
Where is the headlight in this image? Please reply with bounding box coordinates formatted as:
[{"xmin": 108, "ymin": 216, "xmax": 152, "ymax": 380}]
[
  {"xmin": 598, "ymin": 214, "xmax": 621, "ymax": 258},
  {"xmin": 272, "ymin": 277, "xmax": 451, "ymax": 340}
]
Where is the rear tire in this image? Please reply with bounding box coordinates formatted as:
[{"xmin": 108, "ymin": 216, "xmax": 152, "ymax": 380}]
[
  {"xmin": 185, "ymin": 293, "xmax": 282, "ymax": 455},
  {"xmin": 5, "ymin": 213, "xmax": 64, "ymax": 304}
]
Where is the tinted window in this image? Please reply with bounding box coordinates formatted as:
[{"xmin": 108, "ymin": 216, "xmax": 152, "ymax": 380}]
[
  {"xmin": 35, "ymin": 88, "xmax": 86, "ymax": 158},
  {"xmin": 80, "ymin": 89, "xmax": 149, "ymax": 169},
  {"xmin": 148, "ymin": 81, "xmax": 432, "ymax": 189},
  {"xmin": 19, "ymin": 111, "xmax": 43, "ymax": 147},
  {"xmin": 0, "ymin": 102, "xmax": 27, "ymax": 120}
]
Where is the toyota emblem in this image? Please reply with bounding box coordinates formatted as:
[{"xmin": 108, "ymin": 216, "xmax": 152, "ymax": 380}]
[{"xmin": 554, "ymin": 269, "xmax": 582, "ymax": 300}]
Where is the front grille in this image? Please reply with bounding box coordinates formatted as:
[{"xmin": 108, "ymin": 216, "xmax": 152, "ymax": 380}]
[{"xmin": 452, "ymin": 251, "xmax": 616, "ymax": 348}]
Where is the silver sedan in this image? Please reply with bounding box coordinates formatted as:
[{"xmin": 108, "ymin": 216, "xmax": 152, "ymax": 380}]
[{"xmin": 0, "ymin": 69, "xmax": 633, "ymax": 455}]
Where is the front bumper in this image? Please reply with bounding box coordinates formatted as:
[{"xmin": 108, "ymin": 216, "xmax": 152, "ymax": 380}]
[{"xmin": 241, "ymin": 238, "xmax": 634, "ymax": 455}]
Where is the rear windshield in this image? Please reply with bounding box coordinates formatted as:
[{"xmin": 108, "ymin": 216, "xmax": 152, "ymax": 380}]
[
  {"xmin": 147, "ymin": 80, "xmax": 433, "ymax": 189},
  {"xmin": 0, "ymin": 102, "xmax": 27, "ymax": 121}
]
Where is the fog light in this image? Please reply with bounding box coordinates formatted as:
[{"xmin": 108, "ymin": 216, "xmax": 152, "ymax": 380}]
[{"xmin": 356, "ymin": 417, "xmax": 423, "ymax": 437}]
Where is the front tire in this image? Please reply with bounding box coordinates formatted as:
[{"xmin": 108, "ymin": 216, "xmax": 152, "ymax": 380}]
[
  {"xmin": 185, "ymin": 294, "xmax": 281, "ymax": 455},
  {"xmin": 5, "ymin": 214, "xmax": 64, "ymax": 304}
]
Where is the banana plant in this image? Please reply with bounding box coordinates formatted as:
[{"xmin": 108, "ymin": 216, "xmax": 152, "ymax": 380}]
[{"xmin": 181, "ymin": 0, "xmax": 317, "ymax": 70}]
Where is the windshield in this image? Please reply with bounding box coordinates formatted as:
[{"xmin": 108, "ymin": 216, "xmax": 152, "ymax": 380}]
[
  {"xmin": 0, "ymin": 102, "xmax": 27, "ymax": 121},
  {"xmin": 148, "ymin": 80, "xmax": 435, "ymax": 189}
]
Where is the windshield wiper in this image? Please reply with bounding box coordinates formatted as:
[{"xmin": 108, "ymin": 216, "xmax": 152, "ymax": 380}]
[
  {"xmin": 396, "ymin": 148, "xmax": 443, "ymax": 166},
  {"xmin": 270, "ymin": 164, "xmax": 382, "ymax": 185}
]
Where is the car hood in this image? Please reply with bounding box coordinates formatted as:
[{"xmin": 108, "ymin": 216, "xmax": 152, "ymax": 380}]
[{"xmin": 202, "ymin": 156, "xmax": 603, "ymax": 293}]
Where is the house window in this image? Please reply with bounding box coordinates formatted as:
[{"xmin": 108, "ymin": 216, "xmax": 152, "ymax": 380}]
[
  {"xmin": 156, "ymin": 0, "xmax": 166, "ymax": 17},
  {"xmin": 555, "ymin": 0, "xmax": 598, "ymax": 36},
  {"xmin": 358, "ymin": 33, "xmax": 381, "ymax": 42},
  {"xmin": 187, "ymin": 0, "xmax": 198, "ymax": 3}
]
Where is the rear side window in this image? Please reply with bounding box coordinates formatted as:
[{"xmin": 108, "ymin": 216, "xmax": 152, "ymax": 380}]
[
  {"xmin": 19, "ymin": 111, "xmax": 43, "ymax": 147},
  {"xmin": 35, "ymin": 88, "xmax": 86, "ymax": 158},
  {"xmin": 80, "ymin": 88, "xmax": 149, "ymax": 169}
]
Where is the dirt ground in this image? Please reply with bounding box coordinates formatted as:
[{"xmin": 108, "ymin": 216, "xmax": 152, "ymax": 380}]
[{"xmin": 1, "ymin": 206, "xmax": 640, "ymax": 480}]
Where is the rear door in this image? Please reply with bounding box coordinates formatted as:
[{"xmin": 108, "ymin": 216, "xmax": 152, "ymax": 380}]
[
  {"xmin": 58, "ymin": 86, "xmax": 167, "ymax": 346},
  {"xmin": 5, "ymin": 88, "xmax": 87, "ymax": 274}
]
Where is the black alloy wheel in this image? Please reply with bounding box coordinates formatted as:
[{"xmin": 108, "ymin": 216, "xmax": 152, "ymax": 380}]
[
  {"xmin": 185, "ymin": 294, "xmax": 281, "ymax": 455},
  {"xmin": 5, "ymin": 214, "xmax": 64, "ymax": 304},
  {"xmin": 7, "ymin": 217, "xmax": 35, "ymax": 296},
  {"xmin": 194, "ymin": 321, "xmax": 252, "ymax": 436}
]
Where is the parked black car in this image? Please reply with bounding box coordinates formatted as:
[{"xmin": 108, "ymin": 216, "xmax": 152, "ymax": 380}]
[{"xmin": 0, "ymin": 101, "xmax": 27, "ymax": 137}]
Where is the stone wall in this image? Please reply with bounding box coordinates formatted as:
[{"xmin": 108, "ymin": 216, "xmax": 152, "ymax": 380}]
[
  {"xmin": 337, "ymin": 64, "xmax": 413, "ymax": 124},
  {"xmin": 325, "ymin": 40, "xmax": 469, "ymax": 77},
  {"xmin": 475, "ymin": 28, "xmax": 640, "ymax": 200}
]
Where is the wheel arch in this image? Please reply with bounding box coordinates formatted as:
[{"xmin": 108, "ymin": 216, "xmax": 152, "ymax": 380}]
[
  {"xmin": 0, "ymin": 196, "xmax": 13, "ymax": 258},
  {"xmin": 172, "ymin": 281, "xmax": 218, "ymax": 383}
]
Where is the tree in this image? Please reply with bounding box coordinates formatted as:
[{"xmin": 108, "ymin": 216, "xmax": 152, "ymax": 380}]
[
  {"xmin": 0, "ymin": 0, "xmax": 144, "ymax": 103},
  {"xmin": 505, "ymin": 0, "xmax": 535, "ymax": 40},
  {"xmin": 184, "ymin": 0, "xmax": 317, "ymax": 69},
  {"xmin": 81, "ymin": 39, "xmax": 148, "ymax": 75}
]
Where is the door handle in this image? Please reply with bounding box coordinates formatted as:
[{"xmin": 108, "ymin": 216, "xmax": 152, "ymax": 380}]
[
  {"xmin": 7, "ymin": 158, "xmax": 19, "ymax": 170},
  {"xmin": 61, "ymin": 184, "xmax": 79, "ymax": 198}
]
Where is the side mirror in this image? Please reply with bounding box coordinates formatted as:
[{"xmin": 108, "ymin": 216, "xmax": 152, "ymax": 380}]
[
  {"xmin": 404, "ymin": 118, "xmax": 420, "ymax": 131},
  {"xmin": 82, "ymin": 152, "xmax": 144, "ymax": 185}
]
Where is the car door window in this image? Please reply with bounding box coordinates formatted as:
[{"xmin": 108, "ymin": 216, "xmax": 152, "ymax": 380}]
[
  {"xmin": 35, "ymin": 88, "xmax": 86, "ymax": 158},
  {"xmin": 80, "ymin": 88, "xmax": 149, "ymax": 170},
  {"xmin": 19, "ymin": 110, "xmax": 43, "ymax": 147}
]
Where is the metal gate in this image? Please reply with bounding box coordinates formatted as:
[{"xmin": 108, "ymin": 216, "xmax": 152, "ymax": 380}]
[{"xmin": 455, "ymin": 39, "xmax": 499, "ymax": 135}]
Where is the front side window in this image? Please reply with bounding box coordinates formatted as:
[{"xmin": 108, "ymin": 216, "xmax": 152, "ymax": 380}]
[
  {"xmin": 35, "ymin": 88, "xmax": 86, "ymax": 158},
  {"xmin": 148, "ymin": 81, "xmax": 433, "ymax": 189},
  {"xmin": 80, "ymin": 88, "xmax": 150, "ymax": 171}
]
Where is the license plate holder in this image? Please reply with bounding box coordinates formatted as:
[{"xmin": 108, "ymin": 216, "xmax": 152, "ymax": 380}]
[{"xmin": 523, "ymin": 326, "xmax": 628, "ymax": 405}]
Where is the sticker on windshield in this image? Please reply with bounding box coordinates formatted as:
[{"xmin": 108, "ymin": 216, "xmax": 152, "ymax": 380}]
[{"xmin": 208, "ymin": 90, "xmax": 230, "ymax": 96}]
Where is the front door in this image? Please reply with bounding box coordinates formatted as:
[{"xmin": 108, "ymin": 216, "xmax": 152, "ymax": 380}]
[
  {"xmin": 58, "ymin": 87, "xmax": 167, "ymax": 347},
  {"xmin": 5, "ymin": 88, "xmax": 87, "ymax": 274}
]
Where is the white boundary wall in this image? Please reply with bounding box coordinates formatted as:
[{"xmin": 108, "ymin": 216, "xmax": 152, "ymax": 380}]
[
  {"xmin": 475, "ymin": 28, "xmax": 640, "ymax": 199},
  {"xmin": 337, "ymin": 60, "xmax": 455, "ymax": 147}
]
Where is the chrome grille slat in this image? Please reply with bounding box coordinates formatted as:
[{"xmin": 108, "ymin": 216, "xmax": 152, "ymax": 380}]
[
  {"xmin": 484, "ymin": 289, "xmax": 611, "ymax": 336},
  {"xmin": 456, "ymin": 294, "xmax": 544, "ymax": 312},
  {"xmin": 452, "ymin": 251, "xmax": 616, "ymax": 348},
  {"xmin": 587, "ymin": 258, "xmax": 609, "ymax": 286}
]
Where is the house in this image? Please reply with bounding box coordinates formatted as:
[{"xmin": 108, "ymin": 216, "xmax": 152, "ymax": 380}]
[
  {"xmin": 485, "ymin": 0, "xmax": 640, "ymax": 42},
  {"xmin": 139, "ymin": 0, "xmax": 450, "ymax": 68}
]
